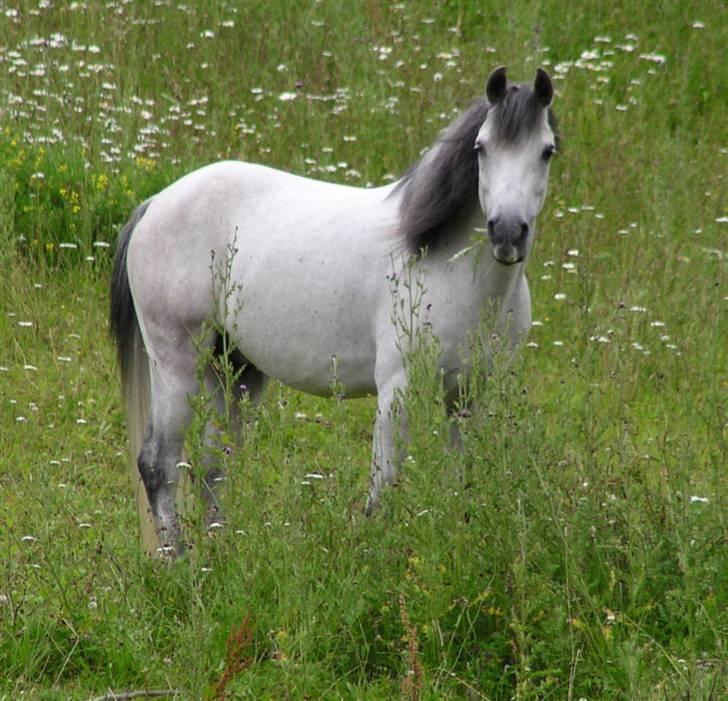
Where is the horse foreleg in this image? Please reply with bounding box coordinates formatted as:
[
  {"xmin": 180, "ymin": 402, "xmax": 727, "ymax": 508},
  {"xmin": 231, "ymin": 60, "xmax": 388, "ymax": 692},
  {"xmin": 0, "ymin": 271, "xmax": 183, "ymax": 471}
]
[{"xmin": 366, "ymin": 381, "xmax": 408, "ymax": 515}]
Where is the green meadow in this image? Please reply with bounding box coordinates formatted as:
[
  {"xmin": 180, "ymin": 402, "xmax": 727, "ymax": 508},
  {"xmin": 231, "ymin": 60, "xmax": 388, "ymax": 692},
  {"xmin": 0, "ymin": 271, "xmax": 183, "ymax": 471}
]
[{"xmin": 1, "ymin": 1, "xmax": 726, "ymax": 699}]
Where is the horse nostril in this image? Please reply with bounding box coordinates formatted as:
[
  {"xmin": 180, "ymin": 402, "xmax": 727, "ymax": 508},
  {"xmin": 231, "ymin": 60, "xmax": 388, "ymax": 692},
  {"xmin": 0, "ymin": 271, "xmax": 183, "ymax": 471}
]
[
  {"xmin": 518, "ymin": 222, "xmax": 529, "ymax": 242},
  {"xmin": 487, "ymin": 218, "xmax": 497, "ymax": 236}
]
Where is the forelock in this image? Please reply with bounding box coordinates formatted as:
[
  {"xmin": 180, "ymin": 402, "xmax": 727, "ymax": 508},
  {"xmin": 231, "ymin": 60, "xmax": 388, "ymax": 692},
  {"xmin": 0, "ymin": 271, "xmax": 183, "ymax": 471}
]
[{"xmin": 488, "ymin": 83, "xmax": 555, "ymax": 146}]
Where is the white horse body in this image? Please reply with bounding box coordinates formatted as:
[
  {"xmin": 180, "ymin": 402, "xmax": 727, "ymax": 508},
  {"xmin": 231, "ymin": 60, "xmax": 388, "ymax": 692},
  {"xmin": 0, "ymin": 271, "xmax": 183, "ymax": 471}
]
[
  {"xmin": 129, "ymin": 162, "xmax": 393, "ymax": 398},
  {"xmin": 111, "ymin": 67, "xmax": 557, "ymax": 554},
  {"xmin": 128, "ymin": 161, "xmax": 529, "ymax": 399}
]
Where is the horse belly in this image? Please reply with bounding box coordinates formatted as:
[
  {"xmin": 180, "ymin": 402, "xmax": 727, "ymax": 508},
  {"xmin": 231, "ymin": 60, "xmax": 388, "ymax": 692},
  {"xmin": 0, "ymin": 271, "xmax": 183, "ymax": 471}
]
[{"xmin": 227, "ymin": 250, "xmax": 379, "ymax": 398}]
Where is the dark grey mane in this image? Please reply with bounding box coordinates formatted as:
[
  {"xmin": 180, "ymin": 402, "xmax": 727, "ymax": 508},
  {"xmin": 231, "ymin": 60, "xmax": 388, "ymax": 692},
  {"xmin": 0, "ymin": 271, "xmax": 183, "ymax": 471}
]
[{"xmin": 394, "ymin": 84, "xmax": 559, "ymax": 253}]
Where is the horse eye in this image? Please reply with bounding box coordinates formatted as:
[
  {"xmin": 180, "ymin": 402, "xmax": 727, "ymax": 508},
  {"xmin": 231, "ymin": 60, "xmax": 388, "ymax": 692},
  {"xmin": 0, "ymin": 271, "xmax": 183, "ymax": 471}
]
[
  {"xmin": 541, "ymin": 145, "xmax": 555, "ymax": 162},
  {"xmin": 474, "ymin": 142, "xmax": 486, "ymax": 157}
]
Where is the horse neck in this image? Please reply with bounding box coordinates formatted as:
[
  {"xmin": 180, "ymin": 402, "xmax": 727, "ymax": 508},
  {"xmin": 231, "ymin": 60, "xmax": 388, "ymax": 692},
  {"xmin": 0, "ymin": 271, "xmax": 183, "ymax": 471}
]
[{"xmin": 426, "ymin": 206, "xmax": 530, "ymax": 301}]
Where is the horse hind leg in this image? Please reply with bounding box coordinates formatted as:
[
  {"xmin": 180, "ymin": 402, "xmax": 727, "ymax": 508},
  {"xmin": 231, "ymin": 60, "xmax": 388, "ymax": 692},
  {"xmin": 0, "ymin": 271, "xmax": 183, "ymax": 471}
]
[
  {"xmin": 199, "ymin": 335, "xmax": 268, "ymax": 529},
  {"xmin": 137, "ymin": 343, "xmax": 200, "ymax": 556}
]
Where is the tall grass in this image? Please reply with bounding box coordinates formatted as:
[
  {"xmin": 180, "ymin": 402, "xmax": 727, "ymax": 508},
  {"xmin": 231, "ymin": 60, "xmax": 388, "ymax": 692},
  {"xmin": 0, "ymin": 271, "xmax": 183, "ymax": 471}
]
[{"xmin": 1, "ymin": 1, "xmax": 726, "ymax": 699}]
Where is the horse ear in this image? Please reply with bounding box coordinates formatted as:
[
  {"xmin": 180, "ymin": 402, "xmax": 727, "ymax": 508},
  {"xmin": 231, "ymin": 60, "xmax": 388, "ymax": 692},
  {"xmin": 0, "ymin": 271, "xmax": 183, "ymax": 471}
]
[
  {"xmin": 486, "ymin": 66, "xmax": 507, "ymax": 104},
  {"xmin": 534, "ymin": 67, "xmax": 554, "ymax": 107}
]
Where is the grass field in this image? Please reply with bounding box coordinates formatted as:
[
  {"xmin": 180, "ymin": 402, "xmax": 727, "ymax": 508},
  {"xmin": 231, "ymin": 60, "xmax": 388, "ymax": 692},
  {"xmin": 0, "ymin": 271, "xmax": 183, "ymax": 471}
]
[{"xmin": 1, "ymin": 1, "xmax": 726, "ymax": 699}]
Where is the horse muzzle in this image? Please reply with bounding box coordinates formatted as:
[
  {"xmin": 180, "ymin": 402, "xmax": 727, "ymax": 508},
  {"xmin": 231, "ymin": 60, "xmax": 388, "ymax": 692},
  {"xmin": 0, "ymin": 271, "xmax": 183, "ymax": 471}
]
[
  {"xmin": 491, "ymin": 243, "xmax": 523, "ymax": 265},
  {"xmin": 487, "ymin": 217, "xmax": 529, "ymax": 266}
]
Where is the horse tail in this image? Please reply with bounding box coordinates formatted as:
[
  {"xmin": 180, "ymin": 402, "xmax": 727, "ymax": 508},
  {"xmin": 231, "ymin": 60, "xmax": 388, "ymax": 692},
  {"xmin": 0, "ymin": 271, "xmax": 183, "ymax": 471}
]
[{"xmin": 110, "ymin": 200, "xmax": 153, "ymax": 491}]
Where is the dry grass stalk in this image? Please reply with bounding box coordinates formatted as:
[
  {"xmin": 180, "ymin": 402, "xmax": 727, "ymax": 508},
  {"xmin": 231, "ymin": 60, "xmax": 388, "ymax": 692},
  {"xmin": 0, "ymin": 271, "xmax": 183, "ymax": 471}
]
[
  {"xmin": 210, "ymin": 614, "xmax": 255, "ymax": 700},
  {"xmin": 399, "ymin": 593, "xmax": 424, "ymax": 701}
]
